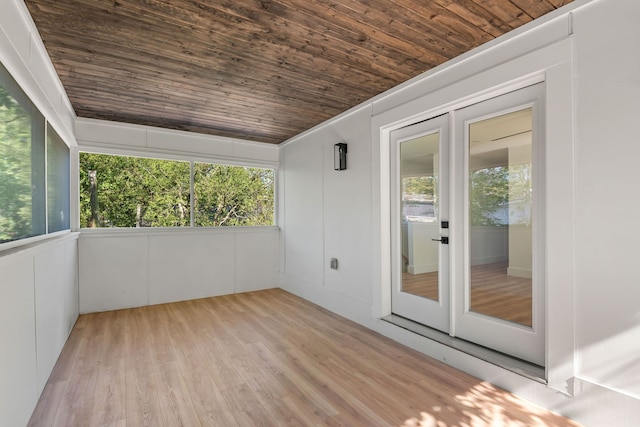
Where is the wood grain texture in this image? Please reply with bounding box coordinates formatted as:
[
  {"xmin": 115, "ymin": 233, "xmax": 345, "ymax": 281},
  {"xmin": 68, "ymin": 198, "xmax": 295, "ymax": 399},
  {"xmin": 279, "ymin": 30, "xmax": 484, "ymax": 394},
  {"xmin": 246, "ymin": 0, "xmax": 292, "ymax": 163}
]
[
  {"xmin": 24, "ymin": 0, "xmax": 573, "ymax": 144},
  {"xmin": 28, "ymin": 289, "xmax": 581, "ymax": 426},
  {"xmin": 402, "ymin": 261, "xmax": 532, "ymax": 326},
  {"xmin": 402, "ymin": 270, "xmax": 439, "ymax": 301},
  {"xmin": 470, "ymin": 261, "xmax": 532, "ymax": 327}
]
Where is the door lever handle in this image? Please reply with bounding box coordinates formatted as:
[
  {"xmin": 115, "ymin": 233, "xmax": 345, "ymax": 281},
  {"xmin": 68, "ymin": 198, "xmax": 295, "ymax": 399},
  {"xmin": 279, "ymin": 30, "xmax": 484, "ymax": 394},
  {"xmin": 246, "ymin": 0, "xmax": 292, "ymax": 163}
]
[{"xmin": 431, "ymin": 237, "xmax": 449, "ymax": 244}]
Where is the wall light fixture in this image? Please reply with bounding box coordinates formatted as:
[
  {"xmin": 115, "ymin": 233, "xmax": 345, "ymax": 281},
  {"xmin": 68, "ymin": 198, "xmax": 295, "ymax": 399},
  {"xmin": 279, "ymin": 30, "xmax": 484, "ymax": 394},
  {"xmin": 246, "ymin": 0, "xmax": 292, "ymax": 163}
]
[{"xmin": 334, "ymin": 143, "xmax": 347, "ymax": 170}]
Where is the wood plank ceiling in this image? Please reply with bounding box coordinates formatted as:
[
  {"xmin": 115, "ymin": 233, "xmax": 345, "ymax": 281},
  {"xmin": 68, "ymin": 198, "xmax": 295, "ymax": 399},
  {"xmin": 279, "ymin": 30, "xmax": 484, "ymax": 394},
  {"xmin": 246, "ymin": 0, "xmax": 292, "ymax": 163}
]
[{"xmin": 24, "ymin": 0, "xmax": 573, "ymax": 144}]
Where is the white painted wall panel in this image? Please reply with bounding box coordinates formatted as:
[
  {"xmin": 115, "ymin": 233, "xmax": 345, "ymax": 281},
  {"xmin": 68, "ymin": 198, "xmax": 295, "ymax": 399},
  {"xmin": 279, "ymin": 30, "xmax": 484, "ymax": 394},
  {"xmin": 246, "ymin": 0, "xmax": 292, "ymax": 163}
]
[
  {"xmin": 0, "ymin": 257, "xmax": 38, "ymax": 427},
  {"xmin": 76, "ymin": 118, "xmax": 280, "ymax": 166},
  {"xmin": 573, "ymin": 0, "xmax": 640, "ymax": 399},
  {"xmin": 65, "ymin": 241, "xmax": 80, "ymax": 333},
  {"xmin": 79, "ymin": 229, "xmax": 279, "ymax": 312},
  {"xmin": 0, "ymin": 234, "xmax": 78, "ymax": 426},
  {"xmin": 34, "ymin": 243, "xmax": 76, "ymax": 393},
  {"xmin": 233, "ymin": 141, "xmax": 279, "ymax": 163},
  {"xmin": 235, "ymin": 230, "xmax": 279, "ymax": 292},
  {"xmin": 321, "ymin": 108, "xmax": 373, "ymax": 304},
  {"xmin": 148, "ymin": 233, "xmax": 235, "ymax": 304},
  {"xmin": 75, "ymin": 118, "xmax": 147, "ymax": 148},
  {"xmin": 30, "ymin": 34, "xmax": 60, "ymax": 116},
  {"xmin": 79, "ymin": 235, "xmax": 149, "ymax": 313},
  {"xmin": 469, "ymin": 227, "xmax": 508, "ymax": 266},
  {"xmin": 0, "ymin": 11, "xmax": 30, "ymax": 64},
  {"xmin": 282, "ymin": 141, "xmax": 324, "ymax": 285},
  {"xmin": 147, "ymin": 129, "xmax": 234, "ymax": 157}
]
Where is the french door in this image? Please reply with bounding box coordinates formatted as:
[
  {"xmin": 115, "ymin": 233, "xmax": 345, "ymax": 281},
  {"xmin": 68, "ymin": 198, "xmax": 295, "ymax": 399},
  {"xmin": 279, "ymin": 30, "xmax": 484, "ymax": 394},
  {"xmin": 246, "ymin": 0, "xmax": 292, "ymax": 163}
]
[
  {"xmin": 391, "ymin": 84, "xmax": 545, "ymax": 366},
  {"xmin": 390, "ymin": 114, "xmax": 450, "ymax": 332}
]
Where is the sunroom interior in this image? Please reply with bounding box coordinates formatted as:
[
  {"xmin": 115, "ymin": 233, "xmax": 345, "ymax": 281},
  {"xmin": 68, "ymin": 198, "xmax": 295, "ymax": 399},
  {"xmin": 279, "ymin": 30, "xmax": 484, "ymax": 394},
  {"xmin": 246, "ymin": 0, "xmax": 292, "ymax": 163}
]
[{"xmin": 2, "ymin": 0, "xmax": 640, "ymax": 426}]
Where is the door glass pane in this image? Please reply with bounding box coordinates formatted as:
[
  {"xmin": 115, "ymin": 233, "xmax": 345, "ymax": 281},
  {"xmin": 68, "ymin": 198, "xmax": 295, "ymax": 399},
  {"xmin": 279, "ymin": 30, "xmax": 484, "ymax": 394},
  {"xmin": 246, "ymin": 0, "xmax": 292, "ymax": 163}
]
[
  {"xmin": 468, "ymin": 108, "xmax": 533, "ymax": 327},
  {"xmin": 400, "ymin": 132, "xmax": 440, "ymax": 301}
]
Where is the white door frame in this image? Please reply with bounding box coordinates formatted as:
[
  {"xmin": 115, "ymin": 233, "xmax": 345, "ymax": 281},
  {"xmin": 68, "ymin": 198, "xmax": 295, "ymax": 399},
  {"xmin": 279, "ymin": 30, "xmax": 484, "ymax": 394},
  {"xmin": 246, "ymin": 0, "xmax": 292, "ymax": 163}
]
[
  {"xmin": 372, "ymin": 38, "xmax": 575, "ymax": 391},
  {"xmin": 450, "ymin": 83, "xmax": 546, "ymax": 366}
]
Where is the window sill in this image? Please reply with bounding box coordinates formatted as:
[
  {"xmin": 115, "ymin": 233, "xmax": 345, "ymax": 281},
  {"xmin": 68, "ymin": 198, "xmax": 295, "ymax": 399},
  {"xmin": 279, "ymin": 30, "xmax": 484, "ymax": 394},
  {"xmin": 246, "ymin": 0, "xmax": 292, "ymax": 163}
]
[
  {"xmin": 77, "ymin": 225, "xmax": 280, "ymax": 238},
  {"xmin": 0, "ymin": 231, "xmax": 79, "ymax": 260}
]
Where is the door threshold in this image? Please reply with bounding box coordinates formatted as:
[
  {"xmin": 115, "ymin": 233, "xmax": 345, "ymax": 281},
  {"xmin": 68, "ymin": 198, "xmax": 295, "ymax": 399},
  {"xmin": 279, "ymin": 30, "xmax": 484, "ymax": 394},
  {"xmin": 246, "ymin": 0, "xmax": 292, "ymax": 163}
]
[{"xmin": 382, "ymin": 314, "xmax": 546, "ymax": 383}]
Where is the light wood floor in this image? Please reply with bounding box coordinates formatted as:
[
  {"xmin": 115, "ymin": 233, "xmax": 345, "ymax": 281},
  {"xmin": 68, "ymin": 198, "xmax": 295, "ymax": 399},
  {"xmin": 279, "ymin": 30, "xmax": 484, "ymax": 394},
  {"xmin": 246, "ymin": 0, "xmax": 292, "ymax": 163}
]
[
  {"xmin": 402, "ymin": 262, "xmax": 532, "ymax": 326},
  {"xmin": 401, "ymin": 271, "xmax": 439, "ymax": 301},
  {"xmin": 28, "ymin": 289, "xmax": 579, "ymax": 427}
]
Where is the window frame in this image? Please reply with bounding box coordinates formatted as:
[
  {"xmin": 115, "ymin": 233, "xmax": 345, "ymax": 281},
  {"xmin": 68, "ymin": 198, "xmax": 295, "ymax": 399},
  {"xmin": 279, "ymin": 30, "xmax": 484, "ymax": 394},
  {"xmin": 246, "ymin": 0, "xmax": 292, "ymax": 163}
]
[
  {"xmin": 0, "ymin": 62, "xmax": 72, "ymax": 252},
  {"xmin": 76, "ymin": 148, "xmax": 278, "ymax": 231}
]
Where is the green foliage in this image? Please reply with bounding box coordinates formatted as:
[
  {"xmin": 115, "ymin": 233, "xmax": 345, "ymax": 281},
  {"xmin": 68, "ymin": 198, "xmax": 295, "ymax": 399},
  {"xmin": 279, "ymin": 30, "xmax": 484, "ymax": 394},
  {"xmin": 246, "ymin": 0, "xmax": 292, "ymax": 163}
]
[
  {"xmin": 194, "ymin": 163, "xmax": 274, "ymax": 226},
  {"xmin": 79, "ymin": 153, "xmax": 274, "ymax": 228},
  {"xmin": 402, "ymin": 176, "xmax": 436, "ymax": 200},
  {"xmin": 470, "ymin": 164, "xmax": 532, "ymax": 226},
  {"xmin": 505, "ymin": 163, "xmax": 533, "ymax": 226},
  {"xmin": 470, "ymin": 167, "xmax": 509, "ymax": 226},
  {"xmin": 0, "ymin": 87, "xmax": 33, "ymax": 242},
  {"xmin": 79, "ymin": 154, "xmax": 190, "ymax": 227}
]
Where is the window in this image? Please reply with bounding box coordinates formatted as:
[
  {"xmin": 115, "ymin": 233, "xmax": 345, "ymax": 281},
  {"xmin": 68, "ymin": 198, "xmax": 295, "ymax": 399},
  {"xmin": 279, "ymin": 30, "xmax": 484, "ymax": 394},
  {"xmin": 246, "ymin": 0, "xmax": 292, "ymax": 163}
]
[
  {"xmin": 402, "ymin": 176, "xmax": 437, "ymax": 222},
  {"xmin": 79, "ymin": 153, "xmax": 275, "ymax": 228},
  {"xmin": 0, "ymin": 62, "xmax": 70, "ymax": 244},
  {"xmin": 194, "ymin": 162, "xmax": 275, "ymax": 227},
  {"xmin": 47, "ymin": 124, "xmax": 71, "ymax": 233},
  {"xmin": 79, "ymin": 153, "xmax": 190, "ymax": 228}
]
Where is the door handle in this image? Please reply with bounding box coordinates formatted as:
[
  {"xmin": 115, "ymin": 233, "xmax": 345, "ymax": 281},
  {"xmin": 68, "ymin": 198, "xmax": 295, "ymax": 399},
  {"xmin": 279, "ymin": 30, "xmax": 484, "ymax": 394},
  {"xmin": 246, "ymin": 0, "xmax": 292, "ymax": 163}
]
[{"xmin": 431, "ymin": 237, "xmax": 449, "ymax": 244}]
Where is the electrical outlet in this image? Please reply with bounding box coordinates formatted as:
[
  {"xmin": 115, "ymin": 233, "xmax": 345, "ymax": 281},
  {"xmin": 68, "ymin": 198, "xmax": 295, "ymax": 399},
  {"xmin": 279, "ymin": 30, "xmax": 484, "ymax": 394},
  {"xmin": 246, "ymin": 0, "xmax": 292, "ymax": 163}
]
[{"xmin": 330, "ymin": 258, "xmax": 338, "ymax": 269}]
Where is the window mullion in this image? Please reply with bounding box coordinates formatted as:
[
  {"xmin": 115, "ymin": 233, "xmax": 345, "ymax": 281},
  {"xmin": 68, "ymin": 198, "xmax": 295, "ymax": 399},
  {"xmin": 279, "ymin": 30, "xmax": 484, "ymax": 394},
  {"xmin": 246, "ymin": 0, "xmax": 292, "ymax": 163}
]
[{"xmin": 190, "ymin": 161, "xmax": 195, "ymax": 227}]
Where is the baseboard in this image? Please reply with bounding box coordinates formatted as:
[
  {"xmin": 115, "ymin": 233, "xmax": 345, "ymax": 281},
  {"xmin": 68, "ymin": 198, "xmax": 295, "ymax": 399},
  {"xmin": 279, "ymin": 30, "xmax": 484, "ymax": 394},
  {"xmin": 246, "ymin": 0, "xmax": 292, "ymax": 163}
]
[
  {"xmin": 277, "ymin": 272, "xmax": 376, "ymax": 330},
  {"xmin": 407, "ymin": 263, "xmax": 438, "ymax": 274},
  {"xmin": 507, "ymin": 266, "xmax": 532, "ymax": 278}
]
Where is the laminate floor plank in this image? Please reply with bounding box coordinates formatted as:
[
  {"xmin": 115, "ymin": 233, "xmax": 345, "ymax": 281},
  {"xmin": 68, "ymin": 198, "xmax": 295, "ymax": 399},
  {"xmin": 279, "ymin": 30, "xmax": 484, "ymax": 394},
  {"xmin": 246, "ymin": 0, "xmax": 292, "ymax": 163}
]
[
  {"xmin": 29, "ymin": 289, "xmax": 581, "ymax": 427},
  {"xmin": 124, "ymin": 308, "xmax": 164, "ymax": 427},
  {"xmin": 26, "ymin": 382, "xmax": 66, "ymax": 427},
  {"xmin": 154, "ymin": 360, "xmax": 202, "ymax": 427},
  {"xmin": 402, "ymin": 261, "xmax": 533, "ymax": 326},
  {"xmin": 50, "ymin": 313, "xmax": 105, "ymax": 427},
  {"xmin": 89, "ymin": 355, "xmax": 126, "ymax": 426}
]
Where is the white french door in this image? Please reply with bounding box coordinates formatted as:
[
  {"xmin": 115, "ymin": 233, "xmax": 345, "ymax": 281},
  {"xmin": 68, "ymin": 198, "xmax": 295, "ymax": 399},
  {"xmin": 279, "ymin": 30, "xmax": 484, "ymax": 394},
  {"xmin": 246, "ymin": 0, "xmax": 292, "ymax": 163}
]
[
  {"xmin": 390, "ymin": 114, "xmax": 450, "ymax": 332},
  {"xmin": 391, "ymin": 84, "xmax": 545, "ymax": 366}
]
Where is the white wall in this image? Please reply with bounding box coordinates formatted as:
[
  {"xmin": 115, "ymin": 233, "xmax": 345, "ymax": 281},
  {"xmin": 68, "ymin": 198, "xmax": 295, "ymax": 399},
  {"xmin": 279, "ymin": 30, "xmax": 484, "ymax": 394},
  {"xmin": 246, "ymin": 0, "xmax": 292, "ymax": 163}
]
[
  {"xmin": 0, "ymin": 235, "xmax": 79, "ymax": 427},
  {"xmin": 78, "ymin": 228, "xmax": 279, "ymax": 313},
  {"xmin": 407, "ymin": 222, "xmax": 439, "ymax": 274},
  {"xmin": 278, "ymin": 0, "xmax": 640, "ymax": 425},
  {"xmin": 572, "ymin": 0, "xmax": 640, "ymax": 403},
  {"xmin": 1, "ymin": 1, "xmax": 79, "ymax": 426},
  {"xmin": 75, "ymin": 117, "xmax": 279, "ymax": 166},
  {"xmin": 0, "ymin": 256, "xmax": 37, "ymax": 427},
  {"xmin": 469, "ymin": 226, "xmax": 508, "ymax": 266},
  {"xmin": 74, "ymin": 117, "xmax": 281, "ymax": 314},
  {"xmin": 279, "ymin": 106, "xmax": 375, "ymax": 324}
]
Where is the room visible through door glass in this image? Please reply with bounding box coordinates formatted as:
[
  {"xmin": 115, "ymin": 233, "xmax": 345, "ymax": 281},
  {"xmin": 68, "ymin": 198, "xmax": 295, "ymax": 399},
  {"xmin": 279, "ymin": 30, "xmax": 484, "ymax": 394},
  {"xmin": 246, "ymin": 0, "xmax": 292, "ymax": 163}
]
[
  {"xmin": 400, "ymin": 132, "xmax": 440, "ymax": 302},
  {"xmin": 468, "ymin": 108, "xmax": 533, "ymax": 327}
]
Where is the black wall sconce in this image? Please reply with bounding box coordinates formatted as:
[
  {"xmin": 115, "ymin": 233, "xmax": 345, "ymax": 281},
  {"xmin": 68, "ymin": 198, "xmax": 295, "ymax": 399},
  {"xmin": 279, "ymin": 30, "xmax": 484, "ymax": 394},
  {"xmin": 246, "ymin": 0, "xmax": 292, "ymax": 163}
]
[{"xmin": 334, "ymin": 143, "xmax": 347, "ymax": 170}]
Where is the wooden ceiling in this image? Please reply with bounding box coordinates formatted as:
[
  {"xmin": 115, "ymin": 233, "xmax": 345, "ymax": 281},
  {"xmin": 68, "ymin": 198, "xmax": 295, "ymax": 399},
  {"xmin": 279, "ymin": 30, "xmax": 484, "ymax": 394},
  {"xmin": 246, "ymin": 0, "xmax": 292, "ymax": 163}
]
[{"xmin": 25, "ymin": 0, "xmax": 572, "ymax": 144}]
